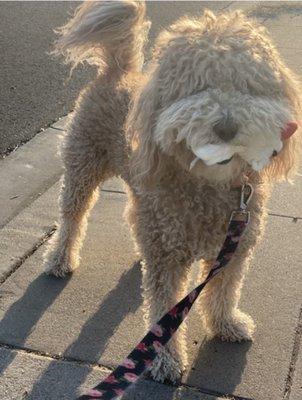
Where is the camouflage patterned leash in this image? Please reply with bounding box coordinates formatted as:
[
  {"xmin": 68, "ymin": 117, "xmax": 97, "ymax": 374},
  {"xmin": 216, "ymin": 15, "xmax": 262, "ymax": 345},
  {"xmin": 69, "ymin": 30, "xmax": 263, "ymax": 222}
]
[{"xmin": 78, "ymin": 183, "xmax": 254, "ymax": 400}]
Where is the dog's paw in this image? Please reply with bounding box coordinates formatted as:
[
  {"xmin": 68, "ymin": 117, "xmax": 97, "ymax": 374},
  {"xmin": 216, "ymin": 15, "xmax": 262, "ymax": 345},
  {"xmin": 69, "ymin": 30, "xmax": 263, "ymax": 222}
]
[
  {"xmin": 148, "ymin": 347, "xmax": 184, "ymax": 384},
  {"xmin": 214, "ymin": 310, "xmax": 255, "ymax": 342},
  {"xmin": 44, "ymin": 251, "xmax": 76, "ymax": 278}
]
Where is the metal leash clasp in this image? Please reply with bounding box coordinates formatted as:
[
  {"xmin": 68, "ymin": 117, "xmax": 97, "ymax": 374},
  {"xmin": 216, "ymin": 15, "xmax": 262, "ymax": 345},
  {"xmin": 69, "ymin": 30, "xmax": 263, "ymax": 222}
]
[{"xmin": 230, "ymin": 182, "xmax": 254, "ymax": 224}]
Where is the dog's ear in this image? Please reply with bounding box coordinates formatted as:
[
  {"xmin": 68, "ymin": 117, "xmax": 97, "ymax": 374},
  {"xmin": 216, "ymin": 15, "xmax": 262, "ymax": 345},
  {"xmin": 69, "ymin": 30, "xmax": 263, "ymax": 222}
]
[
  {"xmin": 263, "ymin": 67, "xmax": 302, "ymax": 182},
  {"xmin": 127, "ymin": 69, "xmax": 166, "ymax": 188}
]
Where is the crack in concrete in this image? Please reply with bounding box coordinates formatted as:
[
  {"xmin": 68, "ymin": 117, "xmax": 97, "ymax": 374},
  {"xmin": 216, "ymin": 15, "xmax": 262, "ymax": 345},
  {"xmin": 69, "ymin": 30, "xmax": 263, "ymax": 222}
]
[
  {"xmin": 178, "ymin": 382, "xmax": 254, "ymax": 400},
  {"xmin": 0, "ymin": 226, "xmax": 56, "ymax": 285},
  {"xmin": 0, "ymin": 342, "xmax": 112, "ymax": 373},
  {"xmin": 283, "ymin": 305, "xmax": 302, "ymax": 399},
  {"xmin": 268, "ymin": 212, "xmax": 302, "ymax": 222},
  {"xmin": 100, "ymin": 188, "xmax": 126, "ymax": 195}
]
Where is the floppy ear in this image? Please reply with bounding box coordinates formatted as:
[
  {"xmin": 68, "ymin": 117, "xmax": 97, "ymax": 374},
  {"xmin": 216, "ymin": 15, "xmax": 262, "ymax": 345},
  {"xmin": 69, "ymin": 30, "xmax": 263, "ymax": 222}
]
[
  {"xmin": 263, "ymin": 68, "xmax": 302, "ymax": 182},
  {"xmin": 127, "ymin": 69, "xmax": 166, "ymax": 188}
]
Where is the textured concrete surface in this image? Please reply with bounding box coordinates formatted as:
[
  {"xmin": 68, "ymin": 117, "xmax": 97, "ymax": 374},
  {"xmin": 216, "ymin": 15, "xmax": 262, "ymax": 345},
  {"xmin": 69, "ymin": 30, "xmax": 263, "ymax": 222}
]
[
  {"xmin": 0, "ymin": 182, "xmax": 60, "ymax": 281},
  {"xmin": 0, "ymin": 184, "xmax": 301, "ymax": 399},
  {"xmin": 0, "ymin": 348, "xmax": 223, "ymax": 400},
  {"xmin": 0, "ymin": 127, "xmax": 63, "ymax": 228}
]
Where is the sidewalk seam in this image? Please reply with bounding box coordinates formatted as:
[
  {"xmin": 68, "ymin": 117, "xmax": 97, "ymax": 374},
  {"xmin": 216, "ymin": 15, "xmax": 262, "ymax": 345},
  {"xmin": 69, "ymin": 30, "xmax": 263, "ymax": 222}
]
[
  {"xmin": 0, "ymin": 342, "xmax": 112, "ymax": 374},
  {"xmin": 283, "ymin": 305, "xmax": 302, "ymax": 399},
  {"xmin": 268, "ymin": 212, "xmax": 302, "ymax": 222},
  {"xmin": 50, "ymin": 126, "xmax": 65, "ymax": 132},
  {"xmin": 181, "ymin": 382, "xmax": 253, "ymax": 400},
  {"xmin": 0, "ymin": 342, "xmax": 248, "ymax": 400},
  {"xmin": 0, "ymin": 226, "xmax": 56, "ymax": 285},
  {"xmin": 0, "ymin": 173, "xmax": 62, "ymax": 230}
]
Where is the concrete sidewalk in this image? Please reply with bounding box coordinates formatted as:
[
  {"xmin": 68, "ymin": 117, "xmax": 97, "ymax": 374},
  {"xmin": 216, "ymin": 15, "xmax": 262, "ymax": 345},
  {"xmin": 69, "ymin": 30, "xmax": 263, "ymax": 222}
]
[{"xmin": 0, "ymin": 2, "xmax": 302, "ymax": 400}]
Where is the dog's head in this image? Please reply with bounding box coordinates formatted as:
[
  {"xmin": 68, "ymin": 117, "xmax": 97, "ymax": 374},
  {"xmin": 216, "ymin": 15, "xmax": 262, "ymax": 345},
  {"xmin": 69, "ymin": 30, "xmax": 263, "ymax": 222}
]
[{"xmin": 128, "ymin": 10, "xmax": 301, "ymax": 187}]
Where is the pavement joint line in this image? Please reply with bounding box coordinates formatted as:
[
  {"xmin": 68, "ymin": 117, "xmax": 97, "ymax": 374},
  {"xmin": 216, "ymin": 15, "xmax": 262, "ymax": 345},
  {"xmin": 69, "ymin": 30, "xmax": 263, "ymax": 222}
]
[
  {"xmin": 0, "ymin": 342, "xmax": 112, "ymax": 374},
  {"xmin": 222, "ymin": 1, "xmax": 235, "ymax": 11},
  {"xmin": 49, "ymin": 126, "xmax": 65, "ymax": 132},
  {"xmin": 268, "ymin": 212, "xmax": 302, "ymax": 222},
  {"xmin": 0, "ymin": 172, "xmax": 62, "ymax": 230},
  {"xmin": 100, "ymin": 188, "xmax": 126, "ymax": 195},
  {"xmin": 180, "ymin": 382, "xmax": 254, "ymax": 400},
  {"xmin": 0, "ymin": 341, "xmax": 243, "ymax": 400},
  {"xmin": 0, "ymin": 225, "xmax": 56, "ymax": 285},
  {"xmin": 283, "ymin": 305, "xmax": 302, "ymax": 399}
]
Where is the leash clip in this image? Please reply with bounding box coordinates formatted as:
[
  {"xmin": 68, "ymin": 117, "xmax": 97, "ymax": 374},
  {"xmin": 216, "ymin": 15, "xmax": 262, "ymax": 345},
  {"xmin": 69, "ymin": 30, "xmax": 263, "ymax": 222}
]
[
  {"xmin": 230, "ymin": 182, "xmax": 254, "ymax": 224},
  {"xmin": 240, "ymin": 182, "xmax": 253, "ymax": 211}
]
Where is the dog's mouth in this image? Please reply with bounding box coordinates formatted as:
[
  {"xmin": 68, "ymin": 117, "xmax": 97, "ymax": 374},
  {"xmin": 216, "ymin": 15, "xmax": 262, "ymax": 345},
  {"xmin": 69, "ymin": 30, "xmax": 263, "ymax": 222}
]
[{"xmin": 217, "ymin": 156, "xmax": 233, "ymax": 165}]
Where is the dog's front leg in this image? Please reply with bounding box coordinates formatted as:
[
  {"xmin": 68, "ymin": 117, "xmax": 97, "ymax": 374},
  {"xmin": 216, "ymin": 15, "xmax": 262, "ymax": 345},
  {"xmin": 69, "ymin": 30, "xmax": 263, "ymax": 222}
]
[
  {"xmin": 141, "ymin": 256, "xmax": 191, "ymax": 383},
  {"xmin": 199, "ymin": 254, "xmax": 255, "ymax": 342},
  {"xmin": 199, "ymin": 202, "xmax": 266, "ymax": 342}
]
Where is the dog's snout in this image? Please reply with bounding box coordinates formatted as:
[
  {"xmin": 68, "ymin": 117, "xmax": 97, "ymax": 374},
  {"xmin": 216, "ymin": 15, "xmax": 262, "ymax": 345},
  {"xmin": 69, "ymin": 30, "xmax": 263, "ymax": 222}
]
[
  {"xmin": 213, "ymin": 110, "xmax": 238, "ymax": 142},
  {"xmin": 272, "ymin": 150, "xmax": 278, "ymax": 157}
]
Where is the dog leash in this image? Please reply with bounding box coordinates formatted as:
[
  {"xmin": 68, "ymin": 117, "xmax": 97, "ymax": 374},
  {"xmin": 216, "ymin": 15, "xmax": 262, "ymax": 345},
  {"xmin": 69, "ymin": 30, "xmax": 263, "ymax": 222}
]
[{"xmin": 78, "ymin": 182, "xmax": 254, "ymax": 400}]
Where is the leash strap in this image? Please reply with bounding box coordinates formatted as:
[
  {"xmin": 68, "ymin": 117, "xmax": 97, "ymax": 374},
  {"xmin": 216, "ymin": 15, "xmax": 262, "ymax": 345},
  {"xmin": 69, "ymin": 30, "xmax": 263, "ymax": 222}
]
[{"xmin": 78, "ymin": 183, "xmax": 253, "ymax": 400}]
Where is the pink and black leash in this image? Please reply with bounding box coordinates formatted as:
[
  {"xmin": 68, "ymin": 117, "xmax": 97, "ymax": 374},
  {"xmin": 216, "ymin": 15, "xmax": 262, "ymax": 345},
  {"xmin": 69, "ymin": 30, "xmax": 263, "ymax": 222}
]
[{"xmin": 78, "ymin": 183, "xmax": 254, "ymax": 400}]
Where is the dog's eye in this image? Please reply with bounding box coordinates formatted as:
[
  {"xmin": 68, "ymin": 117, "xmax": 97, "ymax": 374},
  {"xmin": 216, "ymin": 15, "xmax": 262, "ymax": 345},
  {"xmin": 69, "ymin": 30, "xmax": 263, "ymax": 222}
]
[{"xmin": 217, "ymin": 156, "xmax": 233, "ymax": 165}]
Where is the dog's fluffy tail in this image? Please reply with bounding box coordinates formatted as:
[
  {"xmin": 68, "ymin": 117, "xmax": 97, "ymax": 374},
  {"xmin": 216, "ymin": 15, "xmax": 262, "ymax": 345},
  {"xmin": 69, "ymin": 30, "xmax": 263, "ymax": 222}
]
[{"xmin": 53, "ymin": 0, "xmax": 150, "ymax": 73}]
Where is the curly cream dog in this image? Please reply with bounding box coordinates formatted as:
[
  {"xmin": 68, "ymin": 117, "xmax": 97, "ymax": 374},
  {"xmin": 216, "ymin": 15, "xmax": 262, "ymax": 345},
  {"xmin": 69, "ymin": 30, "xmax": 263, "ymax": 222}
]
[{"xmin": 43, "ymin": 1, "xmax": 301, "ymax": 383}]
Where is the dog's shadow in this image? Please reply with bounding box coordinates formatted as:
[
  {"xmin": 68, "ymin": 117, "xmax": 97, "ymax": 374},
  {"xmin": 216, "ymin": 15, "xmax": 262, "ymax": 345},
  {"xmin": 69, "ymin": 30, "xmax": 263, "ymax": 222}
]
[
  {"xmin": 26, "ymin": 260, "xmax": 142, "ymax": 399},
  {"xmin": 125, "ymin": 334, "xmax": 251, "ymax": 400},
  {"xmin": 185, "ymin": 336, "xmax": 251, "ymax": 398}
]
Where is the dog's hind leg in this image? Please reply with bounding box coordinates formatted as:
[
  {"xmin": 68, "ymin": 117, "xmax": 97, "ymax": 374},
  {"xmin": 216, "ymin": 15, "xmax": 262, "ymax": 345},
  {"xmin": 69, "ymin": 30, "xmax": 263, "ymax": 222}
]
[{"xmin": 43, "ymin": 118, "xmax": 115, "ymax": 278}]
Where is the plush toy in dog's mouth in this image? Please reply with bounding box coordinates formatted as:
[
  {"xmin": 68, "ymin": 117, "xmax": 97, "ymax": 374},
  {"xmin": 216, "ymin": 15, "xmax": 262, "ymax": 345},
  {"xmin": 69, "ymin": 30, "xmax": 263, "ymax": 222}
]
[{"xmin": 190, "ymin": 121, "xmax": 298, "ymax": 172}]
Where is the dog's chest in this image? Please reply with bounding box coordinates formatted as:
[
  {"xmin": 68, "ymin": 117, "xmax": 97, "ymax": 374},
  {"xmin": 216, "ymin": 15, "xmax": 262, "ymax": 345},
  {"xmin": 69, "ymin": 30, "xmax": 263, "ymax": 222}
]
[
  {"xmin": 182, "ymin": 186, "xmax": 239, "ymax": 261},
  {"xmin": 132, "ymin": 182, "xmax": 240, "ymax": 262}
]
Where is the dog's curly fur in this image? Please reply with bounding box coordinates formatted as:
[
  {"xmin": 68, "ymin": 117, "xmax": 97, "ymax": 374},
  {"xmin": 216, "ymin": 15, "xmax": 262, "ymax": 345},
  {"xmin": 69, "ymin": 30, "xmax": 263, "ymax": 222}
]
[{"xmin": 43, "ymin": 1, "xmax": 302, "ymax": 383}]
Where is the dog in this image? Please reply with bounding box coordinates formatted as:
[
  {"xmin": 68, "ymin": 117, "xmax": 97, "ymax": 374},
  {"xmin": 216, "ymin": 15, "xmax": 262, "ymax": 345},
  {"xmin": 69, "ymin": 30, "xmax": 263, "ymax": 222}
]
[{"xmin": 43, "ymin": 1, "xmax": 301, "ymax": 383}]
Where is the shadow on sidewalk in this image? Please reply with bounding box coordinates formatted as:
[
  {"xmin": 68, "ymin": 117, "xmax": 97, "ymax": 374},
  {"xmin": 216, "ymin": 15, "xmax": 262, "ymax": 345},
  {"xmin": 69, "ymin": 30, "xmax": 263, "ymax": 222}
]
[
  {"xmin": 185, "ymin": 336, "xmax": 251, "ymax": 398},
  {"xmin": 27, "ymin": 261, "xmax": 142, "ymax": 399},
  {"xmin": 0, "ymin": 273, "xmax": 70, "ymax": 374}
]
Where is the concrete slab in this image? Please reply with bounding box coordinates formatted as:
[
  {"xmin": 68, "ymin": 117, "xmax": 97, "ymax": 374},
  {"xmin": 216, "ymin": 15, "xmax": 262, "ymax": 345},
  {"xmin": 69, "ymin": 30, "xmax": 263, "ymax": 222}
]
[
  {"xmin": 0, "ymin": 348, "xmax": 222, "ymax": 400},
  {"xmin": 0, "ymin": 192, "xmax": 139, "ymax": 365},
  {"xmin": 0, "ymin": 127, "xmax": 63, "ymax": 228},
  {"xmin": 264, "ymin": 22, "xmax": 302, "ymax": 50},
  {"xmin": 276, "ymin": 47, "xmax": 302, "ymax": 76},
  {"xmin": 185, "ymin": 216, "xmax": 302, "ymax": 399},
  {"xmin": 0, "ymin": 184, "xmax": 301, "ymax": 399},
  {"xmin": 0, "ymin": 176, "xmax": 124, "ymax": 280},
  {"xmin": 268, "ymin": 172, "xmax": 302, "ymax": 219},
  {"xmin": 0, "ymin": 182, "xmax": 60, "ymax": 282}
]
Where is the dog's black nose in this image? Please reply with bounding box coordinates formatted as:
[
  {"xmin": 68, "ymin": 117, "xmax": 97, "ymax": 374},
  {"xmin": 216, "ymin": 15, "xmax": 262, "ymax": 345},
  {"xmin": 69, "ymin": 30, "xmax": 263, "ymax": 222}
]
[
  {"xmin": 272, "ymin": 150, "xmax": 278, "ymax": 157},
  {"xmin": 213, "ymin": 110, "xmax": 238, "ymax": 142}
]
